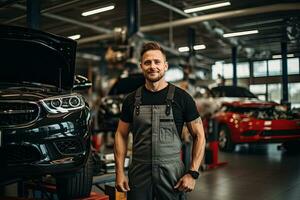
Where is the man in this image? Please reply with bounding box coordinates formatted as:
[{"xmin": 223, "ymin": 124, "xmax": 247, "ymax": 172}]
[{"xmin": 114, "ymin": 42, "xmax": 205, "ymax": 200}]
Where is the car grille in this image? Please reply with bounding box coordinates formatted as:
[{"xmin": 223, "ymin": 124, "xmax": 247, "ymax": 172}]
[
  {"xmin": 0, "ymin": 145, "xmax": 41, "ymax": 166},
  {"xmin": 54, "ymin": 139, "xmax": 83, "ymax": 155},
  {"xmin": 261, "ymin": 129, "xmax": 300, "ymax": 137},
  {"xmin": 0, "ymin": 101, "xmax": 39, "ymax": 127}
]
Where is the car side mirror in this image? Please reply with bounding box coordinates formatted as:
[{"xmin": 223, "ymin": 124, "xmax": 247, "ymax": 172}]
[{"xmin": 73, "ymin": 75, "xmax": 92, "ymax": 90}]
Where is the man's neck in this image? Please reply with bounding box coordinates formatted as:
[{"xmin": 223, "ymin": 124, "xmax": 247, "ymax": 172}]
[{"xmin": 145, "ymin": 79, "xmax": 168, "ymax": 92}]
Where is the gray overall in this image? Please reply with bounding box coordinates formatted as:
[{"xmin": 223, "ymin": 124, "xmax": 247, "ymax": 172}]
[{"xmin": 127, "ymin": 84, "xmax": 186, "ymax": 200}]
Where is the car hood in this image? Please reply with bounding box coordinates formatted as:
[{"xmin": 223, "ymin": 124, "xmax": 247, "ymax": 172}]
[
  {"xmin": 0, "ymin": 25, "xmax": 76, "ymax": 90},
  {"xmin": 0, "ymin": 89, "xmax": 67, "ymax": 101},
  {"xmin": 220, "ymin": 97, "xmax": 278, "ymax": 108}
]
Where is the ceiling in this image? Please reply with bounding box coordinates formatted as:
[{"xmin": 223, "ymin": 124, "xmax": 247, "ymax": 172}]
[{"xmin": 1, "ymin": 0, "xmax": 300, "ymax": 68}]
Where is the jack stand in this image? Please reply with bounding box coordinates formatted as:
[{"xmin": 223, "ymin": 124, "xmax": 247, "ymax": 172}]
[
  {"xmin": 204, "ymin": 119, "xmax": 227, "ymax": 170},
  {"xmin": 206, "ymin": 141, "xmax": 227, "ymax": 169}
]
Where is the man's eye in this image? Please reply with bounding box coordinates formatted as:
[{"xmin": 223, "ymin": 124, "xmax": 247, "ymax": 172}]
[
  {"xmin": 155, "ymin": 61, "xmax": 161, "ymax": 65},
  {"xmin": 144, "ymin": 61, "xmax": 151, "ymax": 65}
]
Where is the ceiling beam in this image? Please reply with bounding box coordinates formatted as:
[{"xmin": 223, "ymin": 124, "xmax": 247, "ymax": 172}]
[{"xmin": 11, "ymin": 4, "xmax": 112, "ymax": 34}]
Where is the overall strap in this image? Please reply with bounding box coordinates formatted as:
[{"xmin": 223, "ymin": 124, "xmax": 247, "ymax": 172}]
[
  {"xmin": 165, "ymin": 84, "xmax": 175, "ymax": 116},
  {"xmin": 134, "ymin": 86, "xmax": 143, "ymax": 116}
]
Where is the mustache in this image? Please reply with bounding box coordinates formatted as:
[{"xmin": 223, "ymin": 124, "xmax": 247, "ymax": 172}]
[{"xmin": 146, "ymin": 69, "xmax": 160, "ymax": 73}]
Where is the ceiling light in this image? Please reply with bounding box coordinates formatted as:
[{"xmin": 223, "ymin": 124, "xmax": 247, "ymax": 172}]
[
  {"xmin": 193, "ymin": 45, "xmax": 206, "ymax": 50},
  {"xmin": 178, "ymin": 45, "xmax": 206, "ymax": 52},
  {"xmin": 272, "ymin": 54, "xmax": 294, "ymax": 59},
  {"xmin": 68, "ymin": 34, "xmax": 81, "ymax": 40},
  {"xmin": 178, "ymin": 47, "xmax": 189, "ymax": 52},
  {"xmin": 81, "ymin": 5, "xmax": 115, "ymax": 17},
  {"xmin": 223, "ymin": 30, "xmax": 259, "ymax": 38},
  {"xmin": 184, "ymin": 1, "xmax": 231, "ymax": 13}
]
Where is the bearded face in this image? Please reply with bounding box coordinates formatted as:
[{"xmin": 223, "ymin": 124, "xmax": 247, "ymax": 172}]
[{"xmin": 140, "ymin": 50, "xmax": 168, "ymax": 83}]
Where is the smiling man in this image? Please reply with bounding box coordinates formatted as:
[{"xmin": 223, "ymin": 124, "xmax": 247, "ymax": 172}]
[{"xmin": 114, "ymin": 41, "xmax": 206, "ymax": 200}]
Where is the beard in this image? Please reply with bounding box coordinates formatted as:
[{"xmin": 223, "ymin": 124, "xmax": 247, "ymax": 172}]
[{"xmin": 144, "ymin": 70, "xmax": 165, "ymax": 82}]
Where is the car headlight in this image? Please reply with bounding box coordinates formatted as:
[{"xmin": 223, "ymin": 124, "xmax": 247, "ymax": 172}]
[{"xmin": 40, "ymin": 95, "xmax": 85, "ymax": 114}]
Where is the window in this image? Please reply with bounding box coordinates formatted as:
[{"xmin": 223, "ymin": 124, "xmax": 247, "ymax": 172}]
[
  {"xmin": 250, "ymin": 84, "xmax": 266, "ymax": 94},
  {"xmin": 223, "ymin": 63, "xmax": 233, "ymax": 79},
  {"xmin": 288, "ymin": 82, "xmax": 300, "ymax": 108},
  {"xmin": 250, "ymin": 84, "xmax": 266, "ymax": 101},
  {"xmin": 237, "ymin": 62, "xmax": 250, "ymax": 78},
  {"xmin": 267, "ymin": 83, "xmax": 281, "ymax": 103},
  {"xmin": 165, "ymin": 67, "xmax": 184, "ymax": 82},
  {"xmin": 268, "ymin": 59, "xmax": 281, "ymax": 76},
  {"xmin": 288, "ymin": 58, "xmax": 299, "ymax": 75},
  {"xmin": 253, "ymin": 61, "xmax": 267, "ymax": 77},
  {"xmin": 212, "ymin": 63, "xmax": 222, "ymax": 80}
]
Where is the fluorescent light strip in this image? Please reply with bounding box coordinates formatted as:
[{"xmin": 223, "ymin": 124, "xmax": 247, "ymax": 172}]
[
  {"xmin": 193, "ymin": 44, "xmax": 206, "ymax": 50},
  {"xmin": 178, "ymin": 47, "xmax": 190, "ymax": 52},
  {"xmin": 68, "ymin": 34, "xmax": 81, "ymax": 40},
  {"xmin": 184, "ymin": 1, "xmax": 231, "ymax": 13},
  {"xmin": 272, "ymin": 54, "xmax": 294, "ymax": 59},
  {"xmin": 178, "ymin": 45, "xmax": 206, "ymax": 52},
  {"xmin": 82, "ymin": 5, "xmax": 115, "ymax": 17},
  {"xmin": 223, "ymin": 30, "xmax": 259, "ymax": 38}
]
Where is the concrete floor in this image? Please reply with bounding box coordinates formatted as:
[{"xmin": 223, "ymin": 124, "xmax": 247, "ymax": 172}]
[
  {"xmin": 2, "ymin": 144, "xmax": 300, "ymax": 200},
  {"xmin": 187, "ymin": 144, "xmax": 300, "ymax": 200}
]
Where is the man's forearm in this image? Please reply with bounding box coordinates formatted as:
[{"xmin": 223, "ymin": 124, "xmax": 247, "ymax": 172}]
[
  {"xmin": 114, "ymin": 131, "xmax": 128, "ymax": 174},
  {"xmin": 190, "ymin": 132, "xmax": 205, "ymax": 171},
  {"xmin": 187, "ymin": 117, "xmax": 206, "ymax": 171}
]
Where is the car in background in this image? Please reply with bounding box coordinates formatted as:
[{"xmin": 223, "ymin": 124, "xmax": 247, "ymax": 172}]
[
  {"xmin": 97, "ymin": 73, "xmax": 145, "ymax": 132},
  {"xmin": 210, "ymin": 86, "xmax": 300, "ymax": 152},
  {"xmin": 0, "ymin": 25, "xmax": 93, "ymax": 199}
]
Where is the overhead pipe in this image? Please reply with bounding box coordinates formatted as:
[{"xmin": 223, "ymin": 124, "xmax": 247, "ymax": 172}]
[
  {"xmin": 77, "ymin": 3, "xmax": 300, "ymax": 45},
  {"xmin": 149, "ymin": 0, "xmax": 256, "ymax": 57},
  {"xmin": 140, "ymin": 3, "xmax": 300, "ymax": 32}
]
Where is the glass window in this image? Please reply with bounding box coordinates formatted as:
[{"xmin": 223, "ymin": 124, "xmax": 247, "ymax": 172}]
[
  {"xmin": 250, "ymin": 84, "xmax": 266, "ymax": 94},
  {"xmin": 212, "ymin": 62, "xmax": 223, "ymax": 80},
  {"xmin": 165, "ymin": 67, "xmax": 184, "ymax": 82},
  {"xmin": 257, "ymin": 95, "xmax": 266, "ymax": 101},
  {"xmin": 253, "ymin": 61, "xmax": 267, "ymax": 77},
  {"xmin": 288, "ymin": 82, "xmax": 300, "ymax": 108},
  {"xmin": 223, "ymin": 63, "xmax": 233, "ymax": 79},
  {"xmin": 288, "ymin": 58, "xmax": 299, "ymax": 75},
  {"xmin": 268, "ymin": 59, "xmax": 281, "ymax": 76},
  {"xmin": 267, "ymin": 83, "xmax": 282, "ymax": 103},
  {"xmin": 237, "ymin": 62, "xmax": 250, "ymax": 78}
]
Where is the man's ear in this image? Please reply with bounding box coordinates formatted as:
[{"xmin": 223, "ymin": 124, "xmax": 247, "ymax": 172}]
[{"xmin": 165, "ymin": 62, "xmax": 169, "ymax": 71}]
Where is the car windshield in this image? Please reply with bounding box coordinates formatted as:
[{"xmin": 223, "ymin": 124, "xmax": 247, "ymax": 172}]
[
  {"xmin": 211, "ymin": 86, "xmax": 257, "ymax": 98},
  {"xmin": 108, "ymin": 74, "xmax": 145, "ymax": 95}
]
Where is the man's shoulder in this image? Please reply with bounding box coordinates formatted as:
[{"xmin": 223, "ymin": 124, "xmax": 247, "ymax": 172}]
[{"xmin": 123, "ymin": 90, "xmax": 136, "ymax": 104}]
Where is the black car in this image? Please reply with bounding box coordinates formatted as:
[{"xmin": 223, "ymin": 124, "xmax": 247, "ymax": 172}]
[
  {"xmin": 0, "ymin": 26, "xmax": 93, "ymax": 199},
  {"xmin": 98, "ymin": 73, "xmax": 145, "ymax": 132}
]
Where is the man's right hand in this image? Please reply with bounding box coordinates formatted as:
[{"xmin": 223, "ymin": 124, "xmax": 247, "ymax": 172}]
[{"xmin": 115, "ymin": 173, "xmax": 130, "ymax": 192}]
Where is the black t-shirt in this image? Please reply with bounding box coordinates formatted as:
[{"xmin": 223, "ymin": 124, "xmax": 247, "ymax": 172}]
[{"xmin": 120, "ymin": 83, "xmax": 199, "ymax": 134}]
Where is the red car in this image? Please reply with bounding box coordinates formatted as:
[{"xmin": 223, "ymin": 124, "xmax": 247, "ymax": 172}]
[{"xmin": 210, "ymin": 86, "xmax": 300, "ymax": 152}]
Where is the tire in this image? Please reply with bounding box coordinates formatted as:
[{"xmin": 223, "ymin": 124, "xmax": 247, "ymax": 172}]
[
  {"xmin": 56, "ymin": 153, "xmax": 93, "ymax": 200},
  {"xmin": 283, "ymin": 141, "xmax": 300, "ymax": 153},
  {"xmin": 218, "ymin": 125, "xmax": 235, "ymax": 152}
]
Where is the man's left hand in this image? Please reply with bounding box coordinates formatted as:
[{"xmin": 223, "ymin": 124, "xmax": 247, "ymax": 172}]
[{"xmin": 174, "ymin": 174, "xmax": 196, "ymax": 192}]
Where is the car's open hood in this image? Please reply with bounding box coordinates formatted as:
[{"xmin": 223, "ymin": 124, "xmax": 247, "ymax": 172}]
[
  {"xmin": 221, "ymin": 98, "xmax": 278, "ymax": 108},
  {"xmin": 0, "ymin": 25, "xmax": 76, "ymax": 90}
]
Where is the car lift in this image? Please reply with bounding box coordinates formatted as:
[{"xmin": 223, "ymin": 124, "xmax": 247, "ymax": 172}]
[
  {"xmin": 203, "ymin": 120, "xmax": 227, "ymax": 170},
  {"xmin": 7, "ymin": 176, "xmax": 111, "ymax": 200}
]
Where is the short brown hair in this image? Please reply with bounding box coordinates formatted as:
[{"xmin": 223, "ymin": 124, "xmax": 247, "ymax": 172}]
[{"xmin": 140, "ymin": 41, "xmax": 166, "ymax": 59}]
